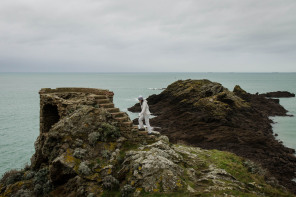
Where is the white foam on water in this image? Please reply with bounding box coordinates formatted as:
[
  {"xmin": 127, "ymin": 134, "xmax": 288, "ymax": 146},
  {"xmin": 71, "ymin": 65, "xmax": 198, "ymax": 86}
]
[{"xmin": 148, "ymin": 88, "xmax": 165, "ymax": 90}]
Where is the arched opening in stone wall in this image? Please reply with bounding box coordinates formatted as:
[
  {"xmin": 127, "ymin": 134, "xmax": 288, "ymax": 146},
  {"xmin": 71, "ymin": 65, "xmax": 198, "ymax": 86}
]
[{"xmin": 42, "ymin": 104, "xmax": 60, "ymax": 133}]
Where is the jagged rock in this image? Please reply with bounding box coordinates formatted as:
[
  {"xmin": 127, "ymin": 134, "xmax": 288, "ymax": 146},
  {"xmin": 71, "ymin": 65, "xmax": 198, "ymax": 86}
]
[
  {"xmin": 243, "ymin": 160, "xmax": 267, "ymax": 176},
  {"xmin": 43, "ymin": 180, "xmax": 53, "ymax": 194},
  {"xmin": 1, "ymin": 87, "xmax": 294, "ymax": 197},
  {"xmin": 121, "ymin": 184, "xmax": 134, "ymax": 197},
  {"xmin": 73, "ymin": 148, "xmax": 87, "ymax": 159},
  {"xmin": 117, "ymin": 137, "xmax": 127, "ymax": 143},
  {"xmin": 24, "ymin": 171, "xmax": 35, "ymax": 180},
  {"xmin": 87, "ymin": 193, "xmax": 95, "ymax": 197},
  {"xmin": 49, "ymin": 152, "xmax": 76, "ymax": 185},
  {"xmin": 4, "ymin": 172, "xmax": 23, "ymax": 186},
  {"xmin": 13, "ymin": 189, "xmax": 34, "ymax": 197},
  {"xmin": 88, "ymin": 132, "xmax": 101, "ymax": 146},
  {"xmin": 122, "ymin": 140, "xmax": 221, "ymax": 193},
  {"xmin": 157, "ymin": 135, "xmax": 169, "ymax": 143},
  {"xmin": 33, "ymin": 168, "xmax": 49, "ymax": 186},
  {"xmin": 129, "ymin": 79, "xmax": 296, "ymax": 194},
  {"xmin": 150, "ymin": 131, "xmax": 160, "ymax": 136},
  {"xmin": 33, "ymin": 184, "xmax": 43, "ymax": 196},
  {"xmin": 233, "ymin": 85, "xmax": 248, "ymax": 99},
  {"xmin": 260, "ymin": 91, "xmax": 295, "ymax": 98},
  {"xmin": 100, "ymin": 165, "xmax": 114, "ymax": 177},
  {"xmin": 74, "ymin": 139, "xmax": 84, "ymax": 147},
  {"xmin": 78, "ymin": 162, "xmax": 91, "ymax": 176},
  {"xmin": 102, "ymin": 175, "xmax": 119, "ymax": 190}
]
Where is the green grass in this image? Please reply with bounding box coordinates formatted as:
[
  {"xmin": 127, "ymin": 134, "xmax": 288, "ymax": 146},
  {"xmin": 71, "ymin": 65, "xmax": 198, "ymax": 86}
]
[
  {"xmin": 173, "ymin": 145, "xmax": 294, "ymax": 197},
  {"xmin": 205, "ymin": 149, "xmax": 293, "ymax": 197},
  {"xmin": 121, "ymin": 141, "xmax": 139, "ymax": 151},
  {"xmin": 197, "ymin": 190, "xmax": 260, "ymax": 197},
  {"xmin": 209, "ymin": 150, "xmax": 254, "ymax": 183}
]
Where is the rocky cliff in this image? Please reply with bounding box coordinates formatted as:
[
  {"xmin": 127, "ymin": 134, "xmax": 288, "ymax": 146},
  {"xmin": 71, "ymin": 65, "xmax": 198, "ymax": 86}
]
[
  {"xmin": 0, "ymin": 87, "xmax": 294, "ymax": 196},
  {"xmin": 260, "ymin": 91, "xmax": 295, "ymax": 98},
  {"xmin": 129, "ymin": 79, "xmax": 296, "ymax": 194}
]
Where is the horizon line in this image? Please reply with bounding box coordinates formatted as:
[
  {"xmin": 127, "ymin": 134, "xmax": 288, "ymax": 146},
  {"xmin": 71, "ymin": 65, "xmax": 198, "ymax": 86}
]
[{"xmin": 1, "ymin": 71, "xmax": 296, "ymax": 74}]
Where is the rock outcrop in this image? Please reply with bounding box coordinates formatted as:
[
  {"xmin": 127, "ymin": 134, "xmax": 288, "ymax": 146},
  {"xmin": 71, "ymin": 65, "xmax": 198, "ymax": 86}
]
[
  {"xmin": 129, "ymin": 79, "xmax": 296, "ymax": 194},
  {"xmin": 0, "ymin": 87, "xmax": 294, "ymax": 196},
  {"xmin": 260, "ymin": 91, "xmax": 295, "ymax": 98}
]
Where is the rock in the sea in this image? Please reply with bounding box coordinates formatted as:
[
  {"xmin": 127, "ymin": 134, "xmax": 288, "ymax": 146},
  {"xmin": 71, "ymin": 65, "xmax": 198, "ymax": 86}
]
[
  {"xmin": 0, "ymin": 87, "xmax": 294, "ymax": 197},
  {"xmin": 129, "ymin": 79, "xmax": 296, "ymax": 194},
  {"xmin": 260, "ymin": 91, "xmax": 295, "ymax": 98}
]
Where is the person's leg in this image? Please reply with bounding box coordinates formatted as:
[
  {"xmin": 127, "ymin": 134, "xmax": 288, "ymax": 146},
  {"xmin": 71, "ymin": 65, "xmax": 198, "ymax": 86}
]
[
  {"xmin": 144, "ymin": 115, "xmax": 152, "ymax": 133},
  {"xmin": 138, "ymin": 115, "xmax": 145, "ymax": 129}
]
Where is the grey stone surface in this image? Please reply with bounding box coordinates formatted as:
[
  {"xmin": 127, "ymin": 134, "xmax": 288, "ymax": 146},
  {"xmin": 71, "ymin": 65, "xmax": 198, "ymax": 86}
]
[
  {"xmin": 78, "ymin": 162, "xmax": 91, "ymax": 176},
  {"xmin": 73, "ymin": 148, "xmax": 87, "ymax": 159},
  {"xmin": 1, "ymin": 88, "xmax": 292, "ymax": 197}
]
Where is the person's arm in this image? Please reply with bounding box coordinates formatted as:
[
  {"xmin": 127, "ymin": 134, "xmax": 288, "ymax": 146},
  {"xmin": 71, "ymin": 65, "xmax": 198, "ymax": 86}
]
[{"xmin": 139, "ymin": 101, "xmax": 147, "ymax": 116}]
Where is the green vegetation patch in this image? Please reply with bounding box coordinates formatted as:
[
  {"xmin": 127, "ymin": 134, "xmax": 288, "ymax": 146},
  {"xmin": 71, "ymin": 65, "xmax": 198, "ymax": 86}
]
[{"xmin": 206, "ymin": 149, "xmax": 293, "ymax": 197}]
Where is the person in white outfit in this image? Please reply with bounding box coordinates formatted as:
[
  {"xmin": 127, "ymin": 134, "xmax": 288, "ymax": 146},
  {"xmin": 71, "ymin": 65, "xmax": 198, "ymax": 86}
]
[{"xmin": 137, "ymin": 96, "xmax": 152, "ymax": 134}]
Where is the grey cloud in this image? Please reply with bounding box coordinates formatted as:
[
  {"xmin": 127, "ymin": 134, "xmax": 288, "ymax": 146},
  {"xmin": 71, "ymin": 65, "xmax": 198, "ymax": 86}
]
[{"xmin": 0, "ymin": 0, "xmax": 295, "ymax": 72}]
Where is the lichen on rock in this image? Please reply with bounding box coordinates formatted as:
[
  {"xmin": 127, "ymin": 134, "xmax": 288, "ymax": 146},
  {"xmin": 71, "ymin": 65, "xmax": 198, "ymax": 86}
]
[
  {"xmin": 129, "ymin": 79, "xmax": 296, "ymax": 194},
  {"xmin": 0, "ymin": 87, "xmax": 294, "ymax": 197},
  {"xmin": 78, "ymin": 162, "xmax": 92, "ymax": 176}
]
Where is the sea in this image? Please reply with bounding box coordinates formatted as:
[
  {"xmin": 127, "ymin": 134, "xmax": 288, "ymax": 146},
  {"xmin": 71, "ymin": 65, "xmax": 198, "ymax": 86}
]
[{"xmin": 0, "ymin": 72, "xmax": 295, "ymax": 177}]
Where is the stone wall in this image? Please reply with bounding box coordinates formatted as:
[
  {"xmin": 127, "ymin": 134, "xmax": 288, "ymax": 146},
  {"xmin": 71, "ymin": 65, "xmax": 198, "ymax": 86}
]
[
  {"xmin": 39, "ymin": 87, "xmax": 114, "ymax": 101},
  {"xmin": 39, "ymin": 87, "xmax": 115, "ymax": 134},
  {"xmin": 38, "ymin": 87, "xmax": 158, "ymax": 143}
]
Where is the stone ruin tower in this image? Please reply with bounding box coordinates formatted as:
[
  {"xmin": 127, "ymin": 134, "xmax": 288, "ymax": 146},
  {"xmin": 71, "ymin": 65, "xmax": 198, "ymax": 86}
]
[
  {"xmin": 31, "ymin": 87, "xmax": 143, "ymax": 171},
  {"xmin": 39, "ymin": 87, "xmax": 133, "ymax": 135},
  {"xmin": 31, "ymin": 87, "xmax": 156, "ymax": 171}
]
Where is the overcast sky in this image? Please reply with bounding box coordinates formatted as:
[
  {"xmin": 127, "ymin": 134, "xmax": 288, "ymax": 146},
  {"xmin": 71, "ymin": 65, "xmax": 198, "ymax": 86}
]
[{"xmin": 0, "ymin": 0, "xmax": 295, "ymax": 72}]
